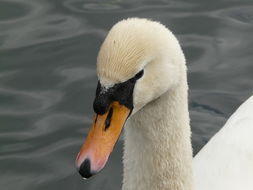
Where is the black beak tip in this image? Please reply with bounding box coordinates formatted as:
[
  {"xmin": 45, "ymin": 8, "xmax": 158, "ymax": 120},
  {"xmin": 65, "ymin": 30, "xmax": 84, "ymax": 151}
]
[{"xmin": 78, "ymin": 159, "xmax": 94, "ymax": 179}]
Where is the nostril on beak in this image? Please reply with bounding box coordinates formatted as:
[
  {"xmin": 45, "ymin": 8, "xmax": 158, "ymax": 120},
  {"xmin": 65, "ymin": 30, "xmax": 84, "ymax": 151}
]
[{"xmin": 78, "ymin": 159, "xmax": 93, "ymax": 179}]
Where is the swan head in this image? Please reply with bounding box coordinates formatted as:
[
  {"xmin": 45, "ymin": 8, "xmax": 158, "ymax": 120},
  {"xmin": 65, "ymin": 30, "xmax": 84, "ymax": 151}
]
[{"xmin": 76, "ymin": 18, "xmax": 186, "ymax": 179}]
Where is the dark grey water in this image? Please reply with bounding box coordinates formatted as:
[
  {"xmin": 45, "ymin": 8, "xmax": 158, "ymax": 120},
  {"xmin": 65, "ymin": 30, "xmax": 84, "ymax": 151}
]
[{"xmin": 0, "ymin": 0, "xmax": 253, "ymax": 189}]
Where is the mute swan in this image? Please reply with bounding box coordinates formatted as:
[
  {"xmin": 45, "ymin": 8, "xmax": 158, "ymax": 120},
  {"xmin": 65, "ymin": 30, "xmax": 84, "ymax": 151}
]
[{"xmin": 75, "ymin": 18, "xmax": 253, "ymax": 190}]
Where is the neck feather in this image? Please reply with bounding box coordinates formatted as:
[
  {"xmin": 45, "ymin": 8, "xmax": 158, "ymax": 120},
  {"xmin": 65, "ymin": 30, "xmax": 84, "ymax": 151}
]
[{"xmin": 122, "ymin": 74, "xmax": 193, "ymax": 190}]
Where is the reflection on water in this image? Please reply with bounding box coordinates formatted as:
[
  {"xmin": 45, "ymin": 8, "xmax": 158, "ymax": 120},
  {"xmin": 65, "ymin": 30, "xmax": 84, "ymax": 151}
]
[{"xmin": 0, "ymin": 0, "xmax": 252, "ymax": 189}]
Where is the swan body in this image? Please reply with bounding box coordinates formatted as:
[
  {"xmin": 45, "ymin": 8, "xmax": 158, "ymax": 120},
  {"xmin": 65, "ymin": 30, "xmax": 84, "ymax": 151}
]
[
  {"xmin": 76, "ymin": 18, "xmax": 253, "ymax": 190},
  {"xmin": 194, "ymin": 95, "xmax": 253, "ymax": 190}
]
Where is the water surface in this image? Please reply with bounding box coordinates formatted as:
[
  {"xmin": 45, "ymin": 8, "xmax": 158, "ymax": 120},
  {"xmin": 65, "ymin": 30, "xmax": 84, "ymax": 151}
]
[{"xmin": 0, "ymin": 0, "xmax": 253, "ymax": 189}]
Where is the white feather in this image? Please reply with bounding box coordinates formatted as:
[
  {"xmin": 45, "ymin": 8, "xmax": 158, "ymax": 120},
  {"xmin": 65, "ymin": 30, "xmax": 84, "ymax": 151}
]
[
  {"xmin": 96, "ymin": 17, "xmax": 253, "ymax": 190},
  {"xmin": 194, "ymin": 96, "xmax": 253, "ymax": 190}
]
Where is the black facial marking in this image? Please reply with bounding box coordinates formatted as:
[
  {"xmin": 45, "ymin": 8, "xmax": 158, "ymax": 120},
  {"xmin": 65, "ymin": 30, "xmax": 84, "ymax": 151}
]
[
  {"xmin": 93, "ymin": 70, "xmax": 144, "ymax": 115},
  {"xmin": 93, "ymin": 82, "xmax": 111, "ymax": 114},
  {"xmin": 105, "ymin": 107, "xmax": 113, "ymax": 130},
  {"xmin": 135, "ymin": 70, "xmax": 144, "ymax": 80}
]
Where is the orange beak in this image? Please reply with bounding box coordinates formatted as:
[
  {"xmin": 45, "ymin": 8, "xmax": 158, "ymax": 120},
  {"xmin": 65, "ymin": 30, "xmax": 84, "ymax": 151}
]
[{"xmin": 76, "ymin": 101, "xmax": 130, "ymax": 178}]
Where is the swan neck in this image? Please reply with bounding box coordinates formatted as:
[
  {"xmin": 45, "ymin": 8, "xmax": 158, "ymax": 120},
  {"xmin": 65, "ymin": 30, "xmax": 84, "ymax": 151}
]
[{"xmin": 123, "ymin": 78, "xmax": 193, "ymax": 190}]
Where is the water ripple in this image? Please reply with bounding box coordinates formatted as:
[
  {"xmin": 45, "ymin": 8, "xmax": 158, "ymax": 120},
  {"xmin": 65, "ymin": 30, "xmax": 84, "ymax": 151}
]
[
  {"xmin": 0, "ymin": 87, "xmax": 63, "ymax": 115},
  {"xmin": 1, "ymin": 0, "xmax": 253, "ymax": 190},
  {"xmin": 0, "ymin": 1, "xmax": 33, "ymax": 23},
  {"xmin": 63, "ymin": 0, "xmax": 195, "ymax": 13},
  {"xmin": 0, "ymin": 0, "xmax": 106, "ymax": 50}
]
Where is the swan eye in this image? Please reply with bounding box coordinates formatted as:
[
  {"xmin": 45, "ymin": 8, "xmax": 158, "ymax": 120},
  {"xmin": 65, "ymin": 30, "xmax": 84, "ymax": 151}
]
[{"xmin": 134, "ymin": 70, "xmax": 144, "ymax": 80}]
